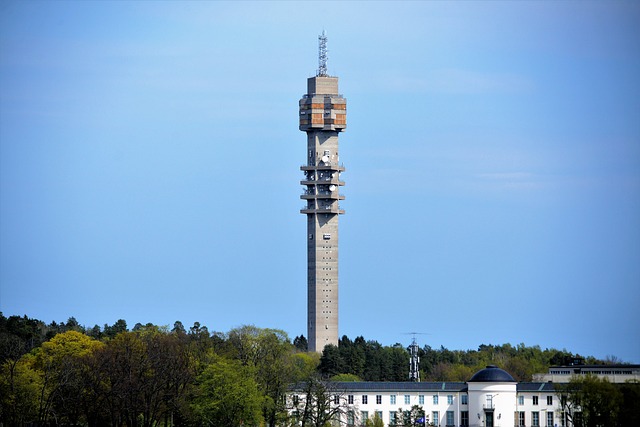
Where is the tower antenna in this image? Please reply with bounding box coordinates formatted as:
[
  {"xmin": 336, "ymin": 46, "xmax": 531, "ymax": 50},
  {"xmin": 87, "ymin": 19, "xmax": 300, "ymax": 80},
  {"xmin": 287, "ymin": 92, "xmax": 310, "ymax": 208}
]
[
  {"xmin": 403, "ymin": 332, "xmax": 431, "ymax": 382},
  {"xmin": 318, "ymin": 30, "xmax": 328, "ymax": 76}
]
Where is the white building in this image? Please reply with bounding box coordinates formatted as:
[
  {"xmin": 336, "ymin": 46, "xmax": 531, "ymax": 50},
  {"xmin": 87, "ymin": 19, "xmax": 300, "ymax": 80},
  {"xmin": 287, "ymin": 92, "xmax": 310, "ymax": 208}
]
[
  {"xmin": 533, "ymin": 364, "xmax": 640, "ymax": 384},
  {"xmin": 291, "ymin": 366, "xmax": 571, "ymax": 427}
]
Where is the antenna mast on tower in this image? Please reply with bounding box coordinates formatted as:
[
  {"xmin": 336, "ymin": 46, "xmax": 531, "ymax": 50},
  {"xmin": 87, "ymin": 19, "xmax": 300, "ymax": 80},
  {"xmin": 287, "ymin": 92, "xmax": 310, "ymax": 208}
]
[
  {"xmin": 404, "ymin": 332, "xmax": 429, "ymax": 382},
  {"xmin": 318, "ymin": 30, "xmax": 328, "ymax": 76},
  {"xmin": 409, "ymin": 336, "xmax": 420, "ymax": 382}
]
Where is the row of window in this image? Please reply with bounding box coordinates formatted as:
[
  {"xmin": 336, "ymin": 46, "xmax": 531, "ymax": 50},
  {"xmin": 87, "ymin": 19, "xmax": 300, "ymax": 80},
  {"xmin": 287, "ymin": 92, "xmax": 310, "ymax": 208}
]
[
  {"xmin": 517, "ymin": 395, "xmax": 553, "ymax": 405},
  {"xmin": 342, "ymin": 394, "xmax": 553, "ymax": 407},
  {"xmin": 550, "ymin": 369, "xmax": 633, "ymax": 375},
  {"xmin": 344, "ymin": 410, "xmax": 561, "ymax": 427},
  {"xmin": 347, "ymin": 394, "xmax": 467, "ymax": 406},
  {"xmin": 346, "ymin": 410, "xmax": 463, "ymax": 427},
  {"xmin": 517, "ymin": 411, "xmax": 556, "ymax": 427}
]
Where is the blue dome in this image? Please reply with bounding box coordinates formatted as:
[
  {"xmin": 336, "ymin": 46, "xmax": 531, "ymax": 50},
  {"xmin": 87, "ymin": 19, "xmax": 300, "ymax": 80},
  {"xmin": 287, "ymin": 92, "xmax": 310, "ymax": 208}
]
[{"xmin": 468, "ymin": 365, "xmax": 516, "ymax": 382}]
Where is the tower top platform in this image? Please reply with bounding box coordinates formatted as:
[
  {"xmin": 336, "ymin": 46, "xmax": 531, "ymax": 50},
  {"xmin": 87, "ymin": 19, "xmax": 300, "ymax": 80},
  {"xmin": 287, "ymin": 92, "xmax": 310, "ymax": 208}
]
[{"xmin": 307, "ymin": 76, "xmax": 339, "ymax": 96}]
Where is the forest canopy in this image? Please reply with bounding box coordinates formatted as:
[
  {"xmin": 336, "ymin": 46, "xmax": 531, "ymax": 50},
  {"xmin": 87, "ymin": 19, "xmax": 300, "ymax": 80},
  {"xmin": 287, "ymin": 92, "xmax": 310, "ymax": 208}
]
[{"xmin": 0, "ymin": 312, "xmax": 628, "ymax": 426}]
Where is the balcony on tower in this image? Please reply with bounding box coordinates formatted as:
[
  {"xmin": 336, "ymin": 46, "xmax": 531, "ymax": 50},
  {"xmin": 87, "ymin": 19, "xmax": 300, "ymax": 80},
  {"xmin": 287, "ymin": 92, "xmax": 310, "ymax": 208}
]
[
  {"xmin": 300, "ymin": 203, "xmax": 345, "ymax": 215},
  {"xmin": 300, "ymin": 163, "xmax": 346, "ymax": 172},
  {"xmin": 300, "ymin": 188, "xmax": 345, "ymax": 201},
  {"xmin": 300, "ymin": 171, "xmax": 345, "ymax": 187}
]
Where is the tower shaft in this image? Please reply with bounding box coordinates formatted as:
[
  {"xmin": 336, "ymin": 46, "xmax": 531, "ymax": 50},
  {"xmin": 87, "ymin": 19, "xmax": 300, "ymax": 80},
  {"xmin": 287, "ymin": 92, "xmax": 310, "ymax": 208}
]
[{"xmin": 299, "ymin": 73, "xmax": 346, "ymax": 353}]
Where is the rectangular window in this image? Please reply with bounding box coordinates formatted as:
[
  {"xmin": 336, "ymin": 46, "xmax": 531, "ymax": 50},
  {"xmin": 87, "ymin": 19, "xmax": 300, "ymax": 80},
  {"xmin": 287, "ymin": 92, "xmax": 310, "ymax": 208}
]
[
  {"xmin": 404, "ymin": 395, "xmax": 410, "ymax": 405},
  {"xmin": 348, "ymin": 395, "xmax": 354, "ymax": 405},
  {"xmin": 361, "ymin": 411, "xmax": 369, "ymax": 423},
  {"xmin": 433, "ymin": 395, "xmax": 439, "ymax": 405},
  {"xmin": 419, "ymin": 395, "xmax": 424, "ymax": 405},
  {"xmin": 432, "ymin": 411, "xmax": 439, "ymax": 427},
  {"xmin": 518, "ymin": 395, "xmax": 524, "ymax": 405},
  {"xmin": 461, "ymin": 411, "xmax": 469, "ymax": 426},
  {"xmin": 362, "ymin": 395, "xmax": 368, "ymax": 405},
  {"xmin": 334, "ymin": 395, "xmax": 339, "ymax": 404},
  {"xmin": 533, "ymin": 396, "xmax": 539, "ymax": 405},
  {"xmin": 375, "ymin": 411, "xmax": 383, "ymax": 422},
  {"xmin": 547, "ymin": 395, "xmax": 553, "ymax": 405},
  {"xmin": 446, "ymin": 411, "xmax": 454, "ymax": 426},
  {"xmin": 390, "ymin": 411, "xmax": 397, "ymax": 426},
  {"xmin": 461, "ymin": 394, "xmax": 468, "ymax": 405},
  {"xmin": 532, "ymin": 411, "xmax": 539, "ymax": 427},
  {"xmin": 347, "ymin": 410, "xmax": 355, "ymax": 427},
  {"xmin": 390, "ymin": 395, "xmax": 396, "ymax": 405},
  {"xmin": 546, "ymin": 411, "xmax": 554, "ymax": 427},
  {"xmin": 376, "ymin": 395, "xmax": 382, "ymax": 404},
  {"xmin": 447, "ymin": 395, "xmax": 453, "ymax": 405},
  {"xmin": 518, "ymin": 411, "xmax": 525, "ymax": 426}
]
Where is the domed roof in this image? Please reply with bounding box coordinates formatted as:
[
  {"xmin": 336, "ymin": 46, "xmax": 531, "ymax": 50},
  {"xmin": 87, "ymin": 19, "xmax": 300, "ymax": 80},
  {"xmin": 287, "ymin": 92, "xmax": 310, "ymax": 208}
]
[{"xmin": 468, "ymin": 365, "xmax": 516, "ymax": 382}]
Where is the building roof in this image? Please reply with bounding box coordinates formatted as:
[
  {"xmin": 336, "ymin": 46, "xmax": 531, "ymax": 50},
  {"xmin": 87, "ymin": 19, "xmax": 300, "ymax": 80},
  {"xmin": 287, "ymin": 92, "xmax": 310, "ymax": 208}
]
[
  {"xmin": 468, "ymin": 365, "xmax": 516, "ymax": 383},
  {"xmin": 332, "ymin": 382, "xmax": 468, "ymax": 392},
  {"xmin": 549, "ymin": 364, "xmax": 640, "ymax": 370},
  {"xmin": 517, "ymin": 382, "xmax": 556, "ymax": 392},
  {"xmin": 294, "ymin": 381, "xmax": 559, "ymax": 393}
]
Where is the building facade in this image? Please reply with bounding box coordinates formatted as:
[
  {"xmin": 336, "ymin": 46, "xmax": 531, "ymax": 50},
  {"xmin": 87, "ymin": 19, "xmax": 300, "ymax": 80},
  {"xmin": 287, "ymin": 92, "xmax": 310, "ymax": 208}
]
[
  {"xmin": 534, "ymin": 364, "xmax": 640, "ymax": 384},
  {"xmin": 290, "ymin": 366, "xmax": 575, "ymax": 427},
  {"xmin": 299, "ymin": 32, "xmax": 347, "ymax": 352}
]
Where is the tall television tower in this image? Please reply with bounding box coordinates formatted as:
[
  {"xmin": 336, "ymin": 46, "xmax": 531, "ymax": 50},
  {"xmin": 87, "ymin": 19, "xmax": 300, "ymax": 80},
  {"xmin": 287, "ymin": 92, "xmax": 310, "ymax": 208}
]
[{"xmin": 299, "ymin": 31, "xmax": 347, "ymax": 352}]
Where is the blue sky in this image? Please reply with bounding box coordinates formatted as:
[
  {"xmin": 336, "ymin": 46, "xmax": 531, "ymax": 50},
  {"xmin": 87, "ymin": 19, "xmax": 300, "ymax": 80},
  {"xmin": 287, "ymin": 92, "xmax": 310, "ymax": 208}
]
[{"xmin": 1, "ymin": 1, "xmax": 639, "ymax": 363}]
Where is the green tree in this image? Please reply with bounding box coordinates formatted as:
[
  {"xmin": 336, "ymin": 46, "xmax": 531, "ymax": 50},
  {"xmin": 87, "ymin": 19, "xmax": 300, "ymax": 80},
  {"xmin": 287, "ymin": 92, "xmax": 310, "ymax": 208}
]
[
  {"xmin": 103, "ymin": 318, "xmax": 128, "ymax": 339},
  {"xmin": 96, "ymin": 330, "xmax": 194, "ymax": 427},
  {"xmin": 555, "ymin": 374, "xmax": 622, "ymax": 427},
  {"xmin": 290, "ymin": 374, "xmax": 346, "ymax": 427},
  {"xmin": 227, "ymin": 325, "xmax": 296, "ymax": 426},
  {"xmin": 319, "ymin": 344, "xmax": 345, "ymax": 377},
  {"xmin": 619, "ymin": 380, "xmax": 640, "ymax": 426},
  {"xmin": 331, "ymin": 373, "xmax": 361, "ymax": 382},
  {"xmin": 0, "ymin": 352, "xmax": 41, "ymax": 425},
  {"xmin": 191, "ymin": 354, "xmax": 263, "ymax": 426},
  {"xmin": 365, "ymin": 411, "xmax": 385, "ymax": 427},
  {"xmin": 290, "ymin": 351, "xmax": 321, "ymax": 382},
  {"xmin": 294, "ymin": 335, "xmax": 308, "ymax": 352},
  {"xmin": 30, "ymin": 330, "xmax": 104, "ymax": 425}
]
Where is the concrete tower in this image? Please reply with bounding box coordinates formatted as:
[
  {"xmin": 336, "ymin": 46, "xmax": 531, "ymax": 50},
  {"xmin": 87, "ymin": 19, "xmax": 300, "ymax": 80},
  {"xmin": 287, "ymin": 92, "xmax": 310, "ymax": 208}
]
[{"xmin": 299, "ymin": 32, "xmax": 346, "ymax": 352}]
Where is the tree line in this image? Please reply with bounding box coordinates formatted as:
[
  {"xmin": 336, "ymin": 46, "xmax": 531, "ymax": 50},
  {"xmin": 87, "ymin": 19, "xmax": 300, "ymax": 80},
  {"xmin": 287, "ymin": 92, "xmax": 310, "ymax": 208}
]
[
  {"xmin": 316, "ymin": 335, "xmax": 612, "ymax": 382},
  {"xmin": 1, "ymin": 314, "xmax": 317, "ymax": 426},
  {"xmin": 0, "ymin": 313, "xmax": 631, "ymax": 426}
]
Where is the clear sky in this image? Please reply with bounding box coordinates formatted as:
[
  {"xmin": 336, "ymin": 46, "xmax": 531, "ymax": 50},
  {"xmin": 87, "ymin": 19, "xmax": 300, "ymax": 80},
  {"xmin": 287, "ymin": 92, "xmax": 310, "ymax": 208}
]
[{"xmin": 1, "ymin": 1, "xmax": 639, "ymax": 363}]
